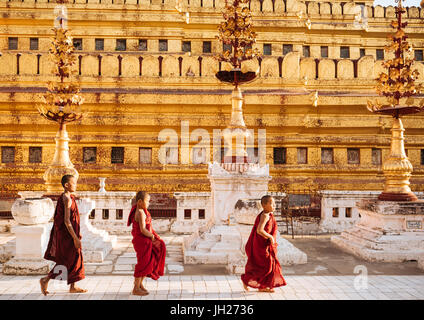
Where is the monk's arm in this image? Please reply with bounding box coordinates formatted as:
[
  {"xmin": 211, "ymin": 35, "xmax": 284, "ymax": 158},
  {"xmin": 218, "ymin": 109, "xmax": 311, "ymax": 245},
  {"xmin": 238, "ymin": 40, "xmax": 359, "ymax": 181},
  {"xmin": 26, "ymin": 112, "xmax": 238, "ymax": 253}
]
[
  {"xmin": 256, "ymin": 213, "xmax": 274, "ymax": 243},
  {"xmin": 137, "ymin": 211, "xmax": 155, "ymax": 240},
  {"xmin": 63, "ymin": 195, "xmax": 81, "ymax": 248}
]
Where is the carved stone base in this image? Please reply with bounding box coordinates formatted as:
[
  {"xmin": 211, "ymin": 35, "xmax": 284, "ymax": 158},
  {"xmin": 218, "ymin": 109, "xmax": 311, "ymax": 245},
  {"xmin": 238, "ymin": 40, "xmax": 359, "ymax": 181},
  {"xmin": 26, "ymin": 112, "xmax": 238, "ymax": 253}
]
[
  {"xmin": 3, "ymin": 258, "xmax": 53, "ymax": 275},
  {"xmin": 378, "ymin": 192, "xmax": 418, "ymax": 202}
]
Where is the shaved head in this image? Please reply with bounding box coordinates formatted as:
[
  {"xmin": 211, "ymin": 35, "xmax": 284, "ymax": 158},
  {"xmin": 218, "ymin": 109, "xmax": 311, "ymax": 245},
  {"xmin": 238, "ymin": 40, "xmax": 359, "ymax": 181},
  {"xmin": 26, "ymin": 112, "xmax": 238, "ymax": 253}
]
[
  {"xmin": 61, "ymin": 174, "xmax": 74, "ymax": 187},
  {"xmin": 261, "ymin": 195, "xmax": 273, "ymax": 206}
]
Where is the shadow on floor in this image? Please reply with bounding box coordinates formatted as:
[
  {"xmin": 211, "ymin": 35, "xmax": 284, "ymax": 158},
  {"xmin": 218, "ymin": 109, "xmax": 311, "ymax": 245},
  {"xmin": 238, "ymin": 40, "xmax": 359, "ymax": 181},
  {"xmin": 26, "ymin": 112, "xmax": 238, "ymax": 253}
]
[{"xmin": 280, "ymin": 234, "xmax": 423, "ymax": 276}]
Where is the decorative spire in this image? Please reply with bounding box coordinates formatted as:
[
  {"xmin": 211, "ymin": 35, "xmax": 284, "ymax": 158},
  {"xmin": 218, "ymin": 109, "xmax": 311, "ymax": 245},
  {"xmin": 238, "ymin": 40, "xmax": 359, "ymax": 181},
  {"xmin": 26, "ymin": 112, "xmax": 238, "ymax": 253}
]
[
  {"xmin": 216, "ymin": 0, "xmax": 261, "ymax": 70},
  {"xmin": 367, "ymin": 0, "xmax": 423, "ymax": 116},
  {"xmin": 40, "ymin": 5, "xmax": 81, "ymax": 195},
  {"xmin": 38, "ymin": 11, "xmax": 84, "ymax": 129}
]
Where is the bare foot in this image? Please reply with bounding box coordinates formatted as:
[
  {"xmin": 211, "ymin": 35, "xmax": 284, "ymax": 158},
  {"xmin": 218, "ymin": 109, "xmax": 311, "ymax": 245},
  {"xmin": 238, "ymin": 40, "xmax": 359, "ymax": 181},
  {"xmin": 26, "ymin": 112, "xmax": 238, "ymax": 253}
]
[
  {"xmin": 139, "ymin": 285, "xmax": 149, "ymax": 294},
  {"xmin": 258, "ymin": 288, "xmax": 275, "ymax": 293},
  {"xmin": 242, "ymin": 282, "xmax": 249, "ymax": 292},
  {"xmin": 39, "ymin": 278, "xmax": 49, "ymax": 296},
  {"xmin": 132, "ymin": 288, "xmax": 149, "ymax": 296},
  {"xmin": 69, "ymin": 286, "xmax": 87, "ymax": 294}
]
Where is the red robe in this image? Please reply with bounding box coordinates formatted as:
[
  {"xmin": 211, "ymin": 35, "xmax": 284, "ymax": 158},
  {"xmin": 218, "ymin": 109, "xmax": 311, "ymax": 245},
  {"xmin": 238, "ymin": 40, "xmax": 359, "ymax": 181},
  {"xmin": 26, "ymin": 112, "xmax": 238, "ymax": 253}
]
[
  {"xmin": 241, "ymin": 211, "xmax": 287, "ymax": 289},
  {"xmin": 127, "ymin": 205, "xmax": 166, "ymax": 280},
  {"xmin": 44, "ymin": 193, "xmax": 85, "ymax": 285}
]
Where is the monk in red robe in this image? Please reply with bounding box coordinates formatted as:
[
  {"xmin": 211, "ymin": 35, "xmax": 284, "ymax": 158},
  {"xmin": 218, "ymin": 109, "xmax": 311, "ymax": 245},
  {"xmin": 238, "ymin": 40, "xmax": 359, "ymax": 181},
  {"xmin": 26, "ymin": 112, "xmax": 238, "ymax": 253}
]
[
  {"xmin": 40, "ymin": 174, "xmax": 86, "ymax": 295},
  {"xmin": 128, "ymin": 191, "xmax": 166, "ymax": 296},
  {"xmin": 241, "ymin": 195, "xmax": 287, "ymax": 292}
]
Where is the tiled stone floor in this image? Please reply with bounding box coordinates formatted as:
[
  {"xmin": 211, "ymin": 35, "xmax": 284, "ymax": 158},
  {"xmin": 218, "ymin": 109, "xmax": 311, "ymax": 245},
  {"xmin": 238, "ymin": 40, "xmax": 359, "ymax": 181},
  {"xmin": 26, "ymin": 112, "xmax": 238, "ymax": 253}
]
[{"xmin": 0, "ymin": 274, "xmax": 423, "ymax": 300}]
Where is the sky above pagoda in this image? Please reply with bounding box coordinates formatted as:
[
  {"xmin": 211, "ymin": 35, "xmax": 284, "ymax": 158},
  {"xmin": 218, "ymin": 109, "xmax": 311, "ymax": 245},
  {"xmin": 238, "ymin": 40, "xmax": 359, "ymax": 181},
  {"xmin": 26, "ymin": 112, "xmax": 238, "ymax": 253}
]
[{"xmin": 374, "ymin": 0, "xmax": 421, "ymax": 7}]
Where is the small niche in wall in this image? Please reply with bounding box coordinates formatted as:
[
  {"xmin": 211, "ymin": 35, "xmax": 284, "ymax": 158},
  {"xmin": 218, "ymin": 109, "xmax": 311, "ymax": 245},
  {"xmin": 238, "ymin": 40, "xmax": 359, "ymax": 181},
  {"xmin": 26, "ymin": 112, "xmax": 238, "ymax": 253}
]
[
  {"xmin": 116, "ymin": 209, "xmax": 123, "ymax": 220},
  {"xmin": 102, "ymin": 209, "xmax": 109, "ymax": 220},
  {"xmin": 184, "ymin": 209, "xmax": 191, "ymax": 220},
  {"xmin": 89, "ymin": 209, "xmax": 95, "ymax": 219},
  {"xmin": 199, "ymin": 209, "xmax": 205, "ymax": 220},
  {"xmin": 345, "ymin": 207, "xmax": 352, "ymax": 218},
  {"xmin": 332, "ymin": 207, "xmax": 339, "ymax": 218}
]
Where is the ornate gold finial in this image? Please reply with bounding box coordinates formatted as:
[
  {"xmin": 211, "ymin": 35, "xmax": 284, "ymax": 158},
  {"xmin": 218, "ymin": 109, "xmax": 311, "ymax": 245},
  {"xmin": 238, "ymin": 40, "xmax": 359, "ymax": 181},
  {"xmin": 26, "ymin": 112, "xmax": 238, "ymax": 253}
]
[
  {"xmin": 37, "ymin": 25, "xmax": 84, "ymax": 129},
  {"xmin": 367, "ymin": 0, "xmax": 423, "ymax": 116},
  {"xmin": 367, "ymin": 0, "xmax": 423, "ymax": 202},
  {"xmin": 216, "ymin": 0, "xmax": 261, "ymax": 72},
  {"xmin": 215, "ymin": 0, "xmax": 261, "ymax": 164},
  {"xmin": 39, "ymin": 6, "xmax": 84, "ymax": 195}
]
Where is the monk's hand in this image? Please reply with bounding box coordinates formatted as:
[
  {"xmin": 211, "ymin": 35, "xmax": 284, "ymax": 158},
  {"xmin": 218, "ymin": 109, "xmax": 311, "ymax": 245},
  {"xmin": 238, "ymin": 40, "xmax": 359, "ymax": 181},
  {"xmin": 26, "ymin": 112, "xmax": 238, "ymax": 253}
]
[
  {"xmin": 150, "ymin": 234, "xmax": 155, "ymax": 241},
  {"xmin": 73, "ymin": 238, "xmax": 82, "ymax": 249},
  {"xmin": 269, "ymin": 237, "xmax": 275, "ymax": 246}
]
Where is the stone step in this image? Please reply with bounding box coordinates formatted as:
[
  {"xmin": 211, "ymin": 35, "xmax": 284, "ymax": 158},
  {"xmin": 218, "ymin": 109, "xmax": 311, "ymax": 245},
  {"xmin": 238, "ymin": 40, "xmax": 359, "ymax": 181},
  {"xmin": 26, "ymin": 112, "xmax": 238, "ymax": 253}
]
[
  {"xmin": 167, "ymin": 264, "xmax": 184, "ymax": 274},
  {"xmin": 166, "ymin": 257, "xmax": 184, "ymax": 263},
  {"xmin": 168, "ymin": 249, "xmax": 183, "ymax": 254},
  {"xmin": 202, "ymin": 233, "xmax": 221, "ymax": 242},
  {"xmin": 184, "ymin": 251, "xmax": 228, "ymax": 264},
  {"xmin": 341, "ymin": 227, "xmax": 424, "ymax": 252},
  {"xmin": 167, "ymin": 243, "xmax": 182, "ymax": 247},
  {"xmin": 167, "ymin": 251, "xmax": 182, "ymax": 256},
  {"xmin": 209, "ymin": 246, "xmax": 241, "ymax": 254},
  {"xmin": 116, "ymin": 257, "xmax": 137, "ymax": 265},
  {"xmin": 120, "ymin": 252, "xmax": 136, "ymax": 258},
  {"xmin": 195, "ymin": 241, "xmax": 215, "ymax": 251},
  {"xmin": 210, "ymin": 225, "xmax": 240, "ymax": 233},
  {"xmin": 340, "ymin": 228, "xmax": 381, "ymax": 248},
  {"xmin": 167, "ymin": 249, "xmax": 183, "ymax": 254},
  {"xmin": 112, "ymin": 270, "xmax": 133, "ymax": 275},
  {"xmin": 337, "ymin": 233, "xmax": 376, "ymax": 250},
  {"xmin": 354, "ymin": 224, "xmax": 384, "ymax": 237},
  {"xmin": 220, "ymin": 234, "xmax": 241, "ymax": 242},
  {"xmin": 167, "ymin": 255, "xmax": 184, "ymax": 260},
  {"xmin": 210, "ymin": 242, "xmax": 241, "ymax": 251},
  {"xmin": 114, "ymin": 264, "xmax": 134, "ymax": 271},
  {"xmin": 167, "ymin": 247, "xmax": 183, "ymax": 252}
]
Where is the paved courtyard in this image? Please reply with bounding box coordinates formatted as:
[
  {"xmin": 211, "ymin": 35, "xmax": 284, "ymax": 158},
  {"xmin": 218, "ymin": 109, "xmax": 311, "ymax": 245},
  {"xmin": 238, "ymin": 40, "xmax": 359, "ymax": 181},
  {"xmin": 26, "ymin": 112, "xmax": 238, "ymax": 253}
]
[
  {"xmin": 1, "ymin": 231, "xmax": 423, "ymax": 300},
  {"xmin": 0, "ymin": 274, "xmax": 423, "ymax": 300}
]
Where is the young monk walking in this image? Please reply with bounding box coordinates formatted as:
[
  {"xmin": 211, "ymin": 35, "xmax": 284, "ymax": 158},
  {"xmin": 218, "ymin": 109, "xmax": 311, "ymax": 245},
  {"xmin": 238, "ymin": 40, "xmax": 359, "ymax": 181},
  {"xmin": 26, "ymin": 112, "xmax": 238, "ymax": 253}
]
[
  {"xmin": 241, "ymin": 195, "xmax": 287, "ymax": 292},
  {"xmin": 40, "ymin": 174, "xmax": 86, "ymax": 295},
  {"xmin": 127, "ymin": 191, "xmax": 166, "ymax": 296}
]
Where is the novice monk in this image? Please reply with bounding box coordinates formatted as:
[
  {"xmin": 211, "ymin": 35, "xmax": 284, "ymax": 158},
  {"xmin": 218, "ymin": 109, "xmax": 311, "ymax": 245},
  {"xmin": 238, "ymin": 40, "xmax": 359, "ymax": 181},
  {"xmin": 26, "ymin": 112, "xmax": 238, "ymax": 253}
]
[
  {"xmin": 127, "ymin": 191, "xmax": 166, "ymax": 296},
  {"xmin": 241, "ymin": 195, "xmax": 287, "ymax": 292},
  {"xmin": 40, "ymin": 174, "xmax": 86, "ymax": 295}
]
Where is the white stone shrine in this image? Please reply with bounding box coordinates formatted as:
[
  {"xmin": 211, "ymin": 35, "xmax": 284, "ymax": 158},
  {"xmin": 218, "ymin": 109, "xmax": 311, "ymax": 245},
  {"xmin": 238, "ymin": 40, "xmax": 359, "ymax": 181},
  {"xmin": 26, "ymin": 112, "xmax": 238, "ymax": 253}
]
[
  {"xmin": 3, "ymin": 198, "xmax": 54, "ymax": 274},
  {"xmin": 208, "ymin": 161, "xmax": 271, "ymax": 225},
  {"xmin": 182, "ymin": 157, "xmax": 308, "ymax": 274}
]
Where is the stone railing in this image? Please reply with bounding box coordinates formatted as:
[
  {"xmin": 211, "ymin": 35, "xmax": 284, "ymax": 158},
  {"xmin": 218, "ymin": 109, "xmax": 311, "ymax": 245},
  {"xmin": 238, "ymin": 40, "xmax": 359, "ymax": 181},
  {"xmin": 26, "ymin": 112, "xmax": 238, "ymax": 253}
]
[
  {"xmin": 77, "ymin": 191, "xmax": 135, "ymax": 235},
  {"xmin": 0, "ymin": 0, "xmax": 423, "ymax": 20},
  {"xmin": 1, "ymin": 51, "xmax": 423, "ymax": 83}
]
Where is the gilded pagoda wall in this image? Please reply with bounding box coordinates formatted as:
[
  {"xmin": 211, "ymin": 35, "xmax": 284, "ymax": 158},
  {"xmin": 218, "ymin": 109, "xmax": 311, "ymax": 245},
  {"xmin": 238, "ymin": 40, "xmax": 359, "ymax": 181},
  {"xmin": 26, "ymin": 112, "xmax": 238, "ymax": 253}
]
[{"xmin": 0, "ymin": 0, "xmax": 423, "ymax": 195}]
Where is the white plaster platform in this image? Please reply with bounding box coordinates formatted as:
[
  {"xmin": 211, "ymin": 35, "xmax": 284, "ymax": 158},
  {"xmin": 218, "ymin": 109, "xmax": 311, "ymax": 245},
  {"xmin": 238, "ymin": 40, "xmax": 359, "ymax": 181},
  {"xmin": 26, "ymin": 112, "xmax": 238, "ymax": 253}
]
[
  {"xmin": 3, "ymin": 224, "xmax": 54, "ymax": 275},
  {"xmin": 332, "ymin": 199, "xmax": 424, "ymax": 263}
]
